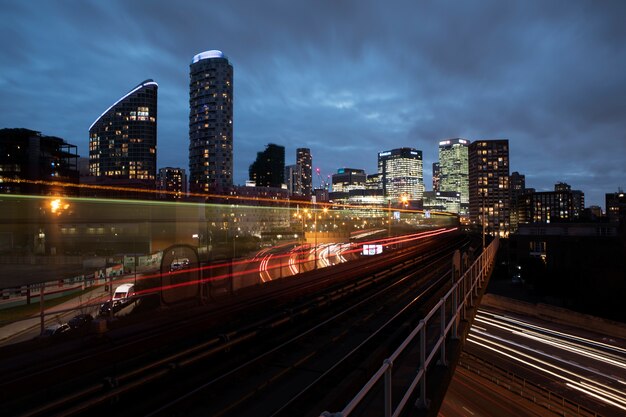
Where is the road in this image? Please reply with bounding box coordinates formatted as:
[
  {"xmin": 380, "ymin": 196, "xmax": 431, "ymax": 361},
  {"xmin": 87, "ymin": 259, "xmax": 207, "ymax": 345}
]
[
  {"xmin": 439, "ymin": 365, "xmax": 548, "ymax": 417},
  {"xmin": 458, "ymin": 307, "xmax": 626, "ymax": 416}
]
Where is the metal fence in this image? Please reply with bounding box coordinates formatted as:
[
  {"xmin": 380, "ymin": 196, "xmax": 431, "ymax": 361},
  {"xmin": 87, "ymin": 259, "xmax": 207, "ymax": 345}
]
[{"xmin": 321, "ymin": 237, "xmax": 499, "ymax": 417}]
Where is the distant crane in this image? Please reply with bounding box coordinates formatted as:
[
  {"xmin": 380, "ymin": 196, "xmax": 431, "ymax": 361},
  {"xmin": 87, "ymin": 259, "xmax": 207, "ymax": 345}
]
[{"xmin": 315, "ymin": 167, "xmax": 331, "ymax": 191}]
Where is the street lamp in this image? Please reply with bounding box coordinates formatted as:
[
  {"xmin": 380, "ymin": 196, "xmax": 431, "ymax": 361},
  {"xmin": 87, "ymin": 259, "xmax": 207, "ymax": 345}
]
[{"xmin": 314, "ymin": 204, "xmax": 318, "ymax": 270}]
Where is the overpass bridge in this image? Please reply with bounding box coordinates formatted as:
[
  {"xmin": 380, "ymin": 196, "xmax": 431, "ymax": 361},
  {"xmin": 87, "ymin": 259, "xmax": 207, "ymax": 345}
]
[{"xmin": 0, "ymin": 194, "xmax": 497, "ymax": 416}]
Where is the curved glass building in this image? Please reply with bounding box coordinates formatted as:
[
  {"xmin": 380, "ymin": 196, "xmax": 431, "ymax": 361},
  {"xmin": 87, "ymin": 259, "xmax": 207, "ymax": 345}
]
[
  {"xmin": 88, "ymin": 79, "xmax": 158, "ymax": 183},
  {"xmin": 189, "ymin": 50, "xmax": 233, "ymax": 193}
]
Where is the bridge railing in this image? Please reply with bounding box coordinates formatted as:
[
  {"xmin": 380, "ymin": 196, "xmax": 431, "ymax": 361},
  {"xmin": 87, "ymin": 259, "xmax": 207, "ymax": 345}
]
[{"xmin": 321, "ymin": 237, "xmax": 499, "ymax": 417}]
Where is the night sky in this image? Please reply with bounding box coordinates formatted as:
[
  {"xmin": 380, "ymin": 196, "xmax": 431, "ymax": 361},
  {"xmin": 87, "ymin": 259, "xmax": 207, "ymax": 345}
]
[{"xmin": 1, "ymin": 0, "xmax": 625, "ymax": 209}]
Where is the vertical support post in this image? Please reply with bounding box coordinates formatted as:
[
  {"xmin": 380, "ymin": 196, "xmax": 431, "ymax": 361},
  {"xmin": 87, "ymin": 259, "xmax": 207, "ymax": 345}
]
[
  {"xmin": 39, "ymin": 283, "xmax": 45, "ymax": 335},
  {"xmin": 384, "ymin": 359, "xmax": 393, "ymax": 417},
  {"xmin": 416, "ymin": 320, "xmax": 429, "ymax": 409},
  {"xmin": 439, "ymin": 299, "xmax": 447, "ymax": 365},
  {"xmin": 452, "ymin": 284, "xmax": 458, "ymax": 339},
  {"xmin": 461, "ymin": 274, "xmax": 467, "ymax": 320}
]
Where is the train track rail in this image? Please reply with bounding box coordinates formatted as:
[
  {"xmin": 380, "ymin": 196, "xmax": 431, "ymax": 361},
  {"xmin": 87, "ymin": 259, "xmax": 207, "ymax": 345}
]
[{"xmin": 1, "ymin": 232, "xmax": 469, "ymax": 416}]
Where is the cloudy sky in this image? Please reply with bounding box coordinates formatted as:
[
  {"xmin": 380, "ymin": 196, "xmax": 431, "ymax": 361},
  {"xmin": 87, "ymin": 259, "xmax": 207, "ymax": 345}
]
[{"xmin": 1, "ymin": 0, "xmax": 625, "ymax": 208}]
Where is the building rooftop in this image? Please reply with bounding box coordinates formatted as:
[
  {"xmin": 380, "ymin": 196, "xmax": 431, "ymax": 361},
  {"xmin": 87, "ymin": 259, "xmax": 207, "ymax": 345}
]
[{"xmin": 192, "ymin": 50, "xmax": 225, "ymax": 63}]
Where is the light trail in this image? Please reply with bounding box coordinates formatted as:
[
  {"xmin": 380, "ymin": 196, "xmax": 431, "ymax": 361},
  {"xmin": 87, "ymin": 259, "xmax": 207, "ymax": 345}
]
[
  {"xmin": 481, "ymin": 311, "xmax": 626, "ymax": 356},
  {"xmin": 468, "ymin": 310, "xmax": 626, "ymax": 413},
  {"xmin": 474, "ymin": 313, "xmax": 626, "ymax": 371},
  {"xmin": 467, "ymin": 335, "xmax": 626, "ymax": 411}
]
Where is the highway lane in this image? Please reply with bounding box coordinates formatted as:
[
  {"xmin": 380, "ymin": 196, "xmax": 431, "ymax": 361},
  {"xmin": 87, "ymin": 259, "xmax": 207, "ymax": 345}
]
[
  {"xmin": 439, "ymin": 365, "xmax": 547, "ymax": 417},
  {"xmin": 464, "ymin": 308, "xmax": 626, "ymax": 416}
]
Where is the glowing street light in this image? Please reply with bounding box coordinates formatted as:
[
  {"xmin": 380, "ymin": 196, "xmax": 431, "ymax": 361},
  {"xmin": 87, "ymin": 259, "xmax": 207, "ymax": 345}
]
[{"xmin": 49, "ymin": 198, "xmax": 70, "ymax": 215}]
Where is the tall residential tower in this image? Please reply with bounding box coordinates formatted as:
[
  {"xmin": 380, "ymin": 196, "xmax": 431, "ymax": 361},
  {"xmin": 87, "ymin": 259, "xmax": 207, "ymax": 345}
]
[
  {"xmin": 296, "ymin": 148, "xmax": 312, "ymax": 198},
  {"xmin": 189, "ymin": 50, "xmax": 233, "ymax": 193},
  {"xmin": 469, "ymin": 139, "xmax": 510, "ymax": 237},
  {"xmin": 88, "ymin": 79, "xmax": 158, "ymax": 184}
]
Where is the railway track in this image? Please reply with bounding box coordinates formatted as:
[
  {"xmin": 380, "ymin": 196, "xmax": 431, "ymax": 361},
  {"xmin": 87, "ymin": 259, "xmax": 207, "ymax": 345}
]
[{"xmin": 1, "ymin": 232, "xmax": 469, "ymax": 416}]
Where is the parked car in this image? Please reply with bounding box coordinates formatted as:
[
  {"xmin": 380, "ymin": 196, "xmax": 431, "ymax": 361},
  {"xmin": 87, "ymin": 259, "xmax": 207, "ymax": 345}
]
[
  {"xmin": 68, "ymin": 313, "xmax": 93, "ymax": 330},
  {"xmin": 40, "ymin": 323, "xmax": 71, "ymax": 338},
  {"xmin": 98, "ymin": 300, "xmax": 122, "ymax": 316}
]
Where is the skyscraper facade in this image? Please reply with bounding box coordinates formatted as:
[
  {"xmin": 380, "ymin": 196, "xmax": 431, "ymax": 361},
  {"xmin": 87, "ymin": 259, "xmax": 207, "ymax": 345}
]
[
  {"xmin": 509, "ymin": 171, "xmax": 527, "ymax": 232},
  {"xmin": 331, "ymin": 168, "xmax": 367, "ymax": 193},
  {"xmin": 189, "ymin": 50, "xmax": 233, "ymax": 193},
  {"xmin": 438, "ymin": 138, "xmax": 469, "ymax": 214},
  {"xmin": 157, "ymin": 167, "xmax": 187, "ymax": 199},
  {"xmin": 249, "ymin": 143, "xmax": 285, "ymax": 188},
  {"xmin": 432, "ymin": 162, "xmax": 440, "ymax": 192},
  {"xmin": 606, "ymin": 190, "xmax": 626, "ymax": 223},
  {"xmin": 469, "ymin": 139, "xmax": 510, "ymax": 237},
  {"xmin": 88, "ymin": 79, "xmax": 157, "ymax": 183},
  {"xmin": 284, "ymin": 164, "xmax": 302, "ymax": 196},
  {"xmin": 378, "ymin": 148, "xmax": 424, "ymax": 202},
  {"xmin": 296, "ymin": 148, "xmax": 312, "ymax": 198}
]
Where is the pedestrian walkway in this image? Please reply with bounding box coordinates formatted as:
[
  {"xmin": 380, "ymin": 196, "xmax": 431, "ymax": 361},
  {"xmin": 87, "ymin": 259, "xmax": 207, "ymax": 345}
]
[{"xmin": 0, "ymin": 279, "xmax": 130, "ymax": 346}]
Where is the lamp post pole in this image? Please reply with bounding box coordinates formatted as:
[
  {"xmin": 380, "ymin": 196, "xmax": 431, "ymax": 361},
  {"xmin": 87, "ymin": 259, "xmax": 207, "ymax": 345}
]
[
  {"xmin": 388, "ymin": 198, "xmax": 391, "ymax": 238},
  {"xmin": 314, "ymin": 203, "xmax": 318, "ymax": 270}
]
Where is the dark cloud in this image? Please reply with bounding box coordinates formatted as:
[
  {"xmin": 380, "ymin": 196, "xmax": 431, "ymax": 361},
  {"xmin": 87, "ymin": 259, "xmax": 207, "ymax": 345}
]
[{"xmin": 1, "ymin": 0, "xmax": 625, "ymax": 208}]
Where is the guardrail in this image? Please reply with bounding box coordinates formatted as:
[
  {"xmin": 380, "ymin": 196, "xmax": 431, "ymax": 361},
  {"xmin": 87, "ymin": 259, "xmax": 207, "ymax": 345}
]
[{"xmin": 321, "ymin": 237, "xmax": 499, "ymax": 417}]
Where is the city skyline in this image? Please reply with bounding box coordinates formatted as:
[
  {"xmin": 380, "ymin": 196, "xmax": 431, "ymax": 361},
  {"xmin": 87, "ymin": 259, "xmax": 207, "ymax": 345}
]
[{"xmin": 1, "ymin": 1, "xmax": 625, "ymax": 208}]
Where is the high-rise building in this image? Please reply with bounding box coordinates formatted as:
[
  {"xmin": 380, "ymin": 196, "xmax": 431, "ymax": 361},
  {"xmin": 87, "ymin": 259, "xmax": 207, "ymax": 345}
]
[
  {"xmin": 432, "ymin": 162, "xmax": 440, "ymax": 192},
  {"xmin": 157, "ymin": 167, "xmax": 187, "ymax": 199},
  {"xmin": 469, "ymin": 139, "xmax": 510, "ymax": 237},
  {"xmin": 438, "ymin": 138, "xmax": 469, "ymax": 214},
  {"xmin": 378, "ymin": 148, "xmax": 424, "ymax": 203},
  {"xmin": 189, "ymin": 50, "xmax": 233, "ymax": 194},
  {"xmin": 249, "ymin": 143, "xmax": 285, "ymax": 188},
  {"xmin": 284, "ymin": 164, "xmax": 302, "ymax": 196},
  {"xmin": 606, "ymin": 190, "xmax": 625, "ymax": 223},
  {"xmin": 88, "ymin": 79, "xmax": 158, "ymax": 184},
  {"xmin": 509, "ymin": 171, "xmax": 526, "ymax": 232},
  {"xmin": 0, "ymin": 128, "xmax": 79, "ymax": 195},
  {"xmin": 296, "ymin": 148, "xmax": 312, "ymax": 198},
  {"xmin": 553, "ymin": 182, "xmax": 584, "ymax": 219}
]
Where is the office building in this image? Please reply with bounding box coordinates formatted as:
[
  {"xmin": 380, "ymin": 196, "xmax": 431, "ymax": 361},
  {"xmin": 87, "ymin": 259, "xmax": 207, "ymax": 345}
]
[
  {"xmin": 330, "ymin": 168, "xmax": 368, "ymax": 204},
  {"xmin": 0, "ymin": 128, "xmax": 79, "ymax": 196},
  {"xmin": 469, "ymin": 139, "xmax": 510, "ymax": 237},
  {"xmin": 296, "ymin": 148, "xmax": 312, "ymax": 198},
  {"xmin": 423, "ymin": 191, "xmax": 461, "ymax": 213},
  {"xmin": 432, "ymin": 162, "xmax": 440, "ymax": 192},
  {"xmin": 378, "ymin": 148, "xmax": 424, "ymax": 203},
  {"xmin": 438, "ymin": 138, "xmax": 469, "ymax": 214},
  {"xmin": 331, "ymin": 168, "xmax": 366, "ymax": 193},
  {"xmin": 189, "ymin": 50, "xmax": 233, "ymax": 193},
  {"xmin": 158, "ymin": 167, "xmax": 187, "ymax": 199},
  {"xmin": 606, "ymin": 190, "xmax": 626, "ymax": 223},
  {"xmin": 284, "ymin": 164, "xmax": 302, "ymax": 196},
  {"xmin": 88, "ymin": 79, "xmax": 158, "ymax": 185},
  {"xmin": 249, "ymin": 143, "xmax": 285, "ymax": 188}
]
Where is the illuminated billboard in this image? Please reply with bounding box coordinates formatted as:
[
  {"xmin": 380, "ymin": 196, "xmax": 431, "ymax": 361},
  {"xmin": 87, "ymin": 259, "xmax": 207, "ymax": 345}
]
[{"xmin": 362, "ymin": 244, "xmax": 383, "ymax": 255}]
